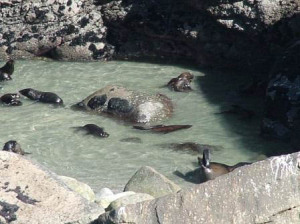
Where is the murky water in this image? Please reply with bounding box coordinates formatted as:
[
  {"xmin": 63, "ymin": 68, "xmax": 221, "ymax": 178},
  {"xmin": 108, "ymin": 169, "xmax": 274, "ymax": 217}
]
[{"xmin": 0, "ymin": 60, "xmax": 288, "ymax": 192}]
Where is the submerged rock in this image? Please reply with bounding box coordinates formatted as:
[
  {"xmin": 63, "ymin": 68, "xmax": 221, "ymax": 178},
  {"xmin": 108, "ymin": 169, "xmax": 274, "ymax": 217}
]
[
  {"xmin": 124, "ymin": 166, "xmax": 181, "ymax": 198},
  {"xmin": 73, "ymin": 85, "xmax": 173, "ymax": 124}
]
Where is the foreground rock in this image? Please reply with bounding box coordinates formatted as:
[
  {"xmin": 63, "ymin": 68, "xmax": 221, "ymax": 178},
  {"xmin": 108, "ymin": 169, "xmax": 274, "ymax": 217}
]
[
  {"xmin": 99, "ymin": 152, "xmax": 300, "ymax": 223},
  {"xmin": 0, "ymin": 151, "xmax": 103, "ymax": 223},
  {"xmin": 73, "ymin": 85, "xmax": 173, "ymax": 124},
  {"xmin": 124, "ymin": 166, "xmax": 181, "ymax": 198}
]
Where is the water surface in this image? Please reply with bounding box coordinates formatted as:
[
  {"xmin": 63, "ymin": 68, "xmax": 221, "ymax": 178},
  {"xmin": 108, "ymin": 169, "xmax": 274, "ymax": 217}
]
[{"xmin": 0, "ymin": 60, "xmax": 288, "ymax": 191}]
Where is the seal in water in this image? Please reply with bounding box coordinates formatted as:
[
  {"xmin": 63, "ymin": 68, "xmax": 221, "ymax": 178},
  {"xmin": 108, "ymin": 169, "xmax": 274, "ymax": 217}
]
[
  {"xmin": 19, "ymin": 88, "xmax": 63, "ymax": 105},
  {"xmin": 0, "ymin": 60, "xmax": 14, "ymax": 81},
  {"xmin": 133, "ymin": 124, "xmax": 192, "ymax": 134},
  {"xmin": 199, "ymin": 149, "xmax": 251, "ymax": 181},
  {"xmin": 73, "ymin": 124, "xmax": 109, "ymax": 138},
  {"xmin": 0, "ymin": 93, "xmax": 22, "ymax": 106},
  {"xmin": 167, "ymin": 72, "xmax": 194, "ymax": 92},
  {"xmin": 2, "ymin": 140, "xmax": 29, "ymax": 155}
]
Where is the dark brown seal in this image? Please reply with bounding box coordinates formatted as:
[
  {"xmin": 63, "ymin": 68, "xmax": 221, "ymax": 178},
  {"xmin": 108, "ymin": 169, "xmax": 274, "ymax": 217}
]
[
  {"xmin": 73, "ymin": 124, "xmax": 109, "ymax": 138},
  {"xmin": 0, "ymin": 60, "xmax": 14, "ymax": 81},
  {"xmin": 167, "ymin": 72, "xmax": 194, "ymax": 92},
  {"xmin": 133, "ymin": 124, "xmax": 192, "ymax": 134},
  {"xmin": 0, "ymin": 93, "xmax": 22, "ymax": 106},
  {"xmin": 19, "ymin": 88, "xmax": 63, "ymax": 105},
  {"xmin": 2, "ymin": 140, "xmax": 28, "ymax": 155}
]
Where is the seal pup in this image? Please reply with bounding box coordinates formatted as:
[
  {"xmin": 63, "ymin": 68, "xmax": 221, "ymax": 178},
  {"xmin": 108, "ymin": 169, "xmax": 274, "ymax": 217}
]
[
  {"xmin": 133, "ymin": 124, "xmax": 192, "ymax": 134},
  {"xmin": 73, "ymin": 124, "xmax": 109, "ymax": 138},
  {"xmin": 0, "ymin": 93, "xmax": 22, "ymax": 106},
  {"xmin": 19, "ymin": 88, "xmax": 63, "ymax": 105},
  {"xmin": 199, "ymin": 149, "xmax": 251, "ymax": 181},
  {"xmin": 2, "ymin": 140, "xmax": 29, "ymax": 155},
  {"xmin": 167, "ymin": 72, "xmax": 194, "ymax": 92},
  {"xmin": 0, "ymin": 60, "xmax": 14, "ymax": 81}
]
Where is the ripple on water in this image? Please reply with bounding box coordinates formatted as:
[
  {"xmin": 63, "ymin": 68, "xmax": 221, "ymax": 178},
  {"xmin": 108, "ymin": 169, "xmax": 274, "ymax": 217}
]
[{"xmin": 0, "ymin": 60, "xmax": 288, "ymax": 191}]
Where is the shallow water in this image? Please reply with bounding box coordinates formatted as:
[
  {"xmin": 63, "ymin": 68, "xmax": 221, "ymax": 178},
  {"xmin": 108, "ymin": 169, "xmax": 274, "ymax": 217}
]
[{"xmin": 0, "ymin": 60, "xmax": 288, "ymax": 192}]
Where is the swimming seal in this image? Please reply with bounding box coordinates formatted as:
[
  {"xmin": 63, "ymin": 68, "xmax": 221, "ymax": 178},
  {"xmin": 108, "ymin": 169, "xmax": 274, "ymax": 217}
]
[
  {"xmin": 2, "ymin": 140, "xmax": 28, "ymax": 155},
  {"xmin": 19, "ymin": 88, "xmax": 63, "ymax": 105},
  {"xmin": 0, "ymin": 93, "xmax": 22, "ymax": 106},
  {"xmin": 74, "ymin": 124, "xmax": 109, "ymax": 138},
  {"xmin": 133, "ymin": 124, "xmax": 192, "ymax": 134},
  {"xmin": 199, "ymin": 149, "xmax": 251, "ymax": 181},
  {"xmin": 0, "ymin": 60, "xmax": 14, "ymax": 81},
  {"xmin": 167, "ymin": 72, "xmax": 194, "ymax": 92}
]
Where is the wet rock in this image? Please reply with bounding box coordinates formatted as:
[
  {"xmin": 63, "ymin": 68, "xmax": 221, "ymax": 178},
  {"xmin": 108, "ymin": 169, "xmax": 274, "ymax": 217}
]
[
  {"xmin": 73, "ymin": 85, "xmax": 173, "ymax": 124},
  {"xmin": 58, "ymin": 175, "xmax": 96, "ymax": 202},
  {"xmin": 124, "ymin": 166, "xmax": 181, "ymax": 198}
]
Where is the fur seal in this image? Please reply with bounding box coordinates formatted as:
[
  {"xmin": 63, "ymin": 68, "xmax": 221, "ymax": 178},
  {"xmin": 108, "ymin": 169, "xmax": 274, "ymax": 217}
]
[
  {"xmin": 0, "ymin": 60, "xmax": 14, "ymax": 81},
  {"xmin": 87, "ymin": 94, "xmax": 107, "ymax": 110},
  {"xmin": 133, "ymin": 124, "xmax": 192, "ymax": 134},
  {"xmin": 199, "ymin": 149, "xmax": 251, "ymax": 181},
  {"xmin": 0, "ymin": 93, "xmax": 22, "ymax": 106},
  {"xmin": 167, "ymin": 72, "xmax": 194, "ymax": 92},
  {"xmin": 19, "ymin": 88, "xmax": 63, "ymax": 105},
  {"xmin": 74, "ymin": 124, "xmax": 109, "ymax": 138},
  {"xmin": 2, "ymin": 140, "xmax": 29, "ymax": 155}
]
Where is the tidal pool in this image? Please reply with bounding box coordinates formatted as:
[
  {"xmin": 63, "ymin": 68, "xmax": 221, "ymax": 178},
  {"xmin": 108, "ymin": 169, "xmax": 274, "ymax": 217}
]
[{"xmin": 0, "ymin": 60, "xmax": 288, "ymax": 192}]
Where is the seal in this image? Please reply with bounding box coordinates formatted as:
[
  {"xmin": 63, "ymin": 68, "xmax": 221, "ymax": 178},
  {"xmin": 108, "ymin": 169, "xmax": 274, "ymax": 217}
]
[
  {"xmin": 167, "ymin": 72, "xmax": 194, "ymax": 92},
  {"xmin": 19, "ymin": 88, "xmax": 63, "ymax": 105},
  {"xmin": 0, "ymin": 60, "xmax": 14, "ymax": 76},
  {"xmin": 133, "ymin": 124, "xmax": 192, "ymax": 134},
  {"xmin": 2, "ymin": 140, "xmax": 29, "ymax": 155},
  {"xmin": 0, "ymin": 93, "xmax": 22, "ymax": 106},
  {"xmin": 198, "ymin": 149, "xmax": 251, "ymax": 181},
  {"xmin": 87, "ymin": 94, "xmax": 107, "ymax": 110},
  {"xmin": 73, "ymin": 124, "xmax": 109, "ymax": 138}
]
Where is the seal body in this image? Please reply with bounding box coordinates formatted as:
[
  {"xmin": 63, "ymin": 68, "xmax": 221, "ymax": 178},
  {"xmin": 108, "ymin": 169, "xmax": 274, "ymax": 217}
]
[
  {"xmin": 75, "ymin": 124, "xmax": 109, "ymax": 138},
  {"xmin": 167, "ymin": 72, "xmax": 194, "ymax": 92},
  {"xmin": 19, "ymin": 88, "xmax": 63, "ymax": 105},
  {"xmin": 0, "ymin": 60, "xmax": 14, "ymax": 82},
  {"xmin": 133, "ymin": 124, "xmax": 192, "ymax": 134},
  {"xmin": 0, "ymin": 93, "xmax": 22, "ymax": 106},
  {"xmin": 3, "ymin": 140, "xmax": 25, "ymax": 155}
]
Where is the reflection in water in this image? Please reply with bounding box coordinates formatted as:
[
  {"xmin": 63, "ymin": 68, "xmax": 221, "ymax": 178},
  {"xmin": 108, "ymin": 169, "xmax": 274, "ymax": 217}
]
[{"xmin": 0, "ymin": 60, "xmax": 289, "ymax": 191}]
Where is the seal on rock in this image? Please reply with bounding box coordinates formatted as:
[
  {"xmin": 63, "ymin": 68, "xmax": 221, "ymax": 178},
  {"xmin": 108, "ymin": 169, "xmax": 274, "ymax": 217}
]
[
  {"xmin": 87, "ymin": 94, "xmax": 107, "ymax": 110},
  {"xmin": 19, "ymin": 88, "xmax": 63, "ymax": 105},
  {"xmin": 0, "ymin": 93, "xmax": 22, "ymax": 106},
  {"xmin": 73, "ymin": 124, "xmax": 109, "ymax": 138},
  {"xmin": 0, "ymin": 60, "xmax": 15, "ymax": 81},
  {"xmin": 167, "ymin": 72, "xmax": 194, "ymax": 92},
  {"xmin": 2, "ymin": 140, "xmax": 29, "ymax": 155}
]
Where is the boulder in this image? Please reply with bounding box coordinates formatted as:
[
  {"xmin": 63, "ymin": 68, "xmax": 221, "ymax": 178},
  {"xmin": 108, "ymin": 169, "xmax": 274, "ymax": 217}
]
[
  {"xmin": 58, "ymin": 175, "xmax": 96, "ymax": 202},
  {"xmin": 124, "ymin": 166, "xmax": 181, "ymax": 198},
  {"xmin": 95, "ymin": 188, "xmax": 114, "ymax": 201},
  {"xmin": 0, "ymin": 151, "xmax": 103, "ymax": 224},
  {"xmin": 95, "ymin": 191, "xmax": 136, "ymax": 209},
  {"xmin": 106, "ymin": 193, "xmax": 154, "ymax": 211},
  {"xmin": 99, "ymin": 152, "xmax": 300, "ymax": 224},
  {"xmin": 73, "ymin": 85, "xmax": 173, "ymax": 124}
]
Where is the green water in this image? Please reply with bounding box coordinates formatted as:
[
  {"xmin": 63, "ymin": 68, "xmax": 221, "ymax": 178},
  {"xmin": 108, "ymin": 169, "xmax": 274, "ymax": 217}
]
[{"xmin": 0, "ymin": 60, "xmax": 288, "ymax": 192}]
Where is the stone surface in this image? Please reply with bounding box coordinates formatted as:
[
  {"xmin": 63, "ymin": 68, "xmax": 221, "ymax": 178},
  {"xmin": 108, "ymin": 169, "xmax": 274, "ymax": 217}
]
[
  {"xmin": 95, "ymin": 187, "xmax": 114, "ymax": 202},
  {"xmin": 106, "ymin": 193, "xmax": 154, "ymax": 211},
  {"xmin": 95, "ymin": 191, "xmax": 136, "ymax": 209},
  {"xmin": 98, "ymin": 152, "xmax": 300, "ymax": 224},
  {"xmin": 124, "ymin": 166, "xmax": 181, "ymax": 198},
  {"xmin": 73, "ymin": 85, "xmax": 173, "ymax": 124},
  {"xmin": 58, "ymin": 175, "xmax": 96, "ymax": 202},
  {"xmin": 0, "ymin": 151, "xmax": 103, "ymax": 224}
]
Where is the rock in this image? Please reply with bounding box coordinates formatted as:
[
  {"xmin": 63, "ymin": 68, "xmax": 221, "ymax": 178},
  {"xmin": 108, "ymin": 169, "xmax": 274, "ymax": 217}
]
[
  {"xmin": 107, "ymin": 193, "xmax": 154, "ymax": 211},
  {"xmin": 124, "ymin": 166, "xmax": 181, "ymax": 198},
  {"xmin": 95, "ymin": 188, "xmax": 114, "ymax": 201},
  {"xmin": 98, "ymin": 152, "xmax": 300, "ymax": 224},
  {"xmin": 72, "ymin": 85, "xmax": 173, "ymax": 124},
  {"xmin": 58, "ymin": 175, "xmax": 96, "ymax": 202},
  {"xmin": 95, "ymin": 191, "xmax": 136, "ymax": 209},
  {"xmin": 0, "ymin": 151, "xmax": 103, "ymax": 223}
]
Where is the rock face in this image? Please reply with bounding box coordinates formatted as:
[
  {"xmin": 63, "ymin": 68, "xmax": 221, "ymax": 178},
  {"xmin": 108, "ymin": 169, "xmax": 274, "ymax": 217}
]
[
  {"xmin": 98, "ymin": 152, "xmax": 300, "ymax": 224},
  {"xmin": 0, "ymin": 151, "xmax": 103, "ymax": 224},
  {"xmin": 124, "ymin": 166, "xmax": 181, "ymax": 198},
  {"xmin": 73, "ymin": 85, "xmax": 173, "ymax": 124}
]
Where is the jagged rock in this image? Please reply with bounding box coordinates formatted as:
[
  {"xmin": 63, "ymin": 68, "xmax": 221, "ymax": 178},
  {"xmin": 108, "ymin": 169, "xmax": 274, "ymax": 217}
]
[
  {"xmin": 72, "ymin": 85, "xmax": 173, "ymax": 124},
  {"xmin": 95, "ymin": 191, "xmax": 136, "ymax": 209},
  {"xmin": 98, "ymin": 152, "xmax": 300, "ymax": 224},
  {"xmin": 0, "ymin": 151, "xmax": 103, "ymax": 224},
  {"xmin": 58, "ymin": 175, "xmax": 96, "ymax": 202},
  {"xmin": 106, "ymin": 193, "xmax": 154, "ymax": 211},
  {"xmin": 124, "ymin": 166, "xmax": 181, "ymax": 198}
]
